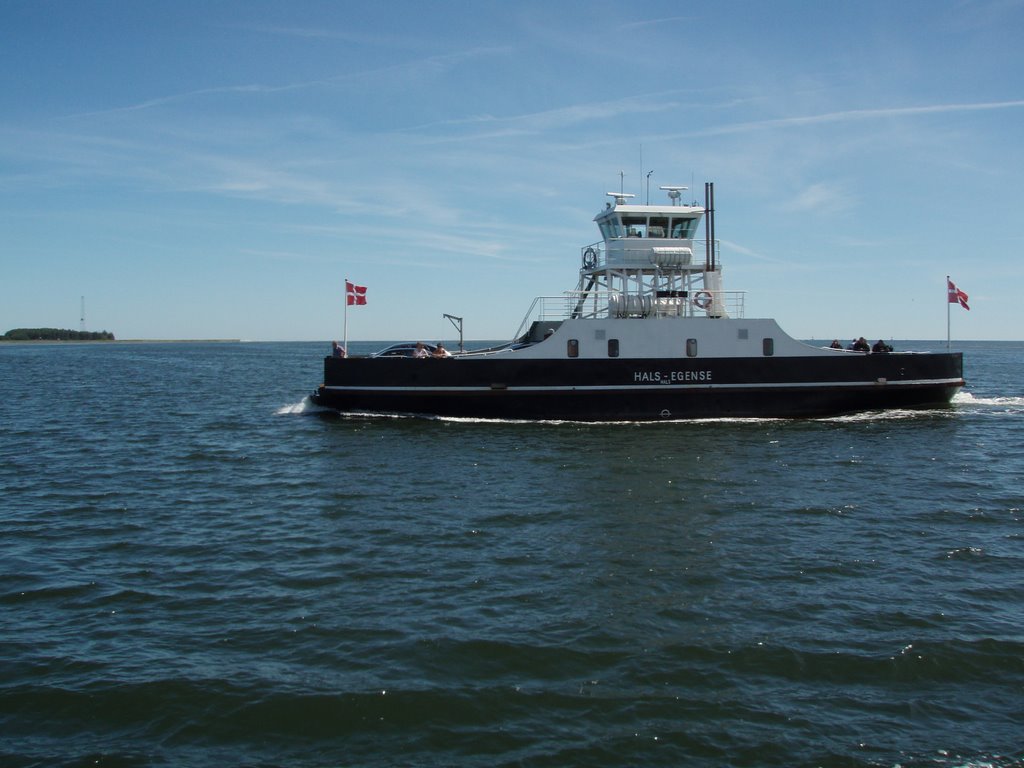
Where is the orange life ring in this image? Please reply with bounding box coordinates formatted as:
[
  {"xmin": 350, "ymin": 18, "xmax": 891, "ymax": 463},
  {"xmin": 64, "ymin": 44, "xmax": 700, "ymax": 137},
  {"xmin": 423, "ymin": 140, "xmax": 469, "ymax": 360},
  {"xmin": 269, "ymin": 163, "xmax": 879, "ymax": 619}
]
[{"xmin": 693, "ymin": 291, "xmax": 713, "ymax": 309}]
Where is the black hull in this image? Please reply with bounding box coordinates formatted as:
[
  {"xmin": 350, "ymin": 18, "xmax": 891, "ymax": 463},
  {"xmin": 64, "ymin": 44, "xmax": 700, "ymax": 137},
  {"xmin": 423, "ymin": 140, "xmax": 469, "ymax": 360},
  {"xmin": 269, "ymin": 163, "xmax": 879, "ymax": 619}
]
[{"xmin": 312, "ymin": 352, "xmax": 963, "ymax": 421}]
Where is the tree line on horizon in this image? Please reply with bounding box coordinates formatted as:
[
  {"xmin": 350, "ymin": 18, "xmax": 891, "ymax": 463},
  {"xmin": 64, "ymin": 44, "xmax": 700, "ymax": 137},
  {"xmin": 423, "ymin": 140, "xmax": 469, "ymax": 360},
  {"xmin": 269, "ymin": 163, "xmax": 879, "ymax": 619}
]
[{"xmin": 3, "ymin": 328, "xmax": 116, "ymax": 341}]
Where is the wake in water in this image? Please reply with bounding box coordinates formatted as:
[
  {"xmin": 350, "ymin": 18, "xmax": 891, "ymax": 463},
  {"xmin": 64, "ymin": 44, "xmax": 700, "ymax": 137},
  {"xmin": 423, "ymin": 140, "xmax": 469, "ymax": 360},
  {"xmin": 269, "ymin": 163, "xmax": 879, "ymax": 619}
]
[
  {"xmin": 276, "ymin": 392, "xmax": 1021, "ymax": 422},
  {"xmin": 275, "ymin": 396, "xmax": 321, "ymax": 415},
  {"xmin": 955, "ymin": 391, "xmax": 1024, "ymax": 413}
]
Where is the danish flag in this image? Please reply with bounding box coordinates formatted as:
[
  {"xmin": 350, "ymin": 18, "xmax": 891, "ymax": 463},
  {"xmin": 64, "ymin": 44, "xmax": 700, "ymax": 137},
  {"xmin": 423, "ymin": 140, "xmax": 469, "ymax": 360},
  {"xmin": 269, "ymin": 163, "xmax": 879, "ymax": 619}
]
[
  {"xmin": 346, "ymin": 281, "xmax": 367, "ymax": 306},
  {"xmin": 947, "ymin": 279, "xmax": 969, "ymax": 311}
]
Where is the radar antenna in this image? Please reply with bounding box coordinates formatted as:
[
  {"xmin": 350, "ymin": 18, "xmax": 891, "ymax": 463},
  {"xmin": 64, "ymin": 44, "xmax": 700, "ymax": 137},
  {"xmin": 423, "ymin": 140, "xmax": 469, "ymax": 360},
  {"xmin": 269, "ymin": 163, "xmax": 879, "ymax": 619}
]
[
  {"xmin": 659, "ymin": 185, "xmax": 688, "ymax": 205},
  {"xmin": 606, "ymin": 192, "xmax": 636, "ymax": 206}
]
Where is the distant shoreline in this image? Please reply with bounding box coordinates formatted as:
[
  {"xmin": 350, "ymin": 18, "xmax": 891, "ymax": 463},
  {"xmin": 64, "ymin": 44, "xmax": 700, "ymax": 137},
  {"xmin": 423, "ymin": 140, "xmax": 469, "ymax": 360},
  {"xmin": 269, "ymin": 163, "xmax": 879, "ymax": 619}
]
[{"xmin": 0, "ymin": 338, "xmax": 242, "ymax": 344}]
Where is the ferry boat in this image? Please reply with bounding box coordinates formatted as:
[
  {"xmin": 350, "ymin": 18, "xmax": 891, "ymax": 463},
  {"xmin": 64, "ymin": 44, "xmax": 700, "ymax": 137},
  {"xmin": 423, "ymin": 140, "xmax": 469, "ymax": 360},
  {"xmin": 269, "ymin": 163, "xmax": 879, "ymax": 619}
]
[{"xmin": 312, "ymin": 182, "xmax": 963, "ymax": 420}]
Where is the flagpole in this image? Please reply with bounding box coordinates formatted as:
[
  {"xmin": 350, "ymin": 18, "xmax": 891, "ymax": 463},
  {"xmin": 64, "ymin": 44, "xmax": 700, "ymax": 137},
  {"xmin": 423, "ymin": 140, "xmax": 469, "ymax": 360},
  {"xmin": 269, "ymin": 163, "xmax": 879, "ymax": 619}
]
[
  {"xmin": 343, "ymin": 277, "xmax": 349, "ymax": 355},
  {"xmin": 946, "ymin": 275, "xmax": 950, "ymax": 350}
]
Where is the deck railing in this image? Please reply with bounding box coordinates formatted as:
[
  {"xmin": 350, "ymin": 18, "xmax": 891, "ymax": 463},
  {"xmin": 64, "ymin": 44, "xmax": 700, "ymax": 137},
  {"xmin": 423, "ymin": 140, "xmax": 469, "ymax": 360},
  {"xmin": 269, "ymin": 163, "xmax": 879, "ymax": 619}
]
[
  {"xmin": 580, "ymin": 239, "xmax": 720, "ymax": 270},
  {"xmin": 512, "ymin": 289, "xmax": 747, "ymax": 341}
]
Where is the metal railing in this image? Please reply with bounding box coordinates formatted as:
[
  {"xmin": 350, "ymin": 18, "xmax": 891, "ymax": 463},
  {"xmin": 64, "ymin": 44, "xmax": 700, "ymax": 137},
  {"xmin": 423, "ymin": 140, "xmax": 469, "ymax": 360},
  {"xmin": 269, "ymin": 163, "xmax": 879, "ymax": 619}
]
[
  {"xmin": 580, "ymin": 239, "xmax": 721, "ymax": 270},
  {"xmin": 512, "ymin": 289, "xmax": 747, "ymax": 341}
]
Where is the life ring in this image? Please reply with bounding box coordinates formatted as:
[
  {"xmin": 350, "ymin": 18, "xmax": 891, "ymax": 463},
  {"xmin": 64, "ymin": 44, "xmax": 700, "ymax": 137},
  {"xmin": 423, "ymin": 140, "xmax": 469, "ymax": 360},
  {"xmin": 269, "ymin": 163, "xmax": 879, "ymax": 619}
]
[
  {"xmin": 693, "ymin": 290, "xmax": 713, "ymax": 310},
  {"xmin": 582, "ymin": 247, "xmax": 598, "ymax": 270}
]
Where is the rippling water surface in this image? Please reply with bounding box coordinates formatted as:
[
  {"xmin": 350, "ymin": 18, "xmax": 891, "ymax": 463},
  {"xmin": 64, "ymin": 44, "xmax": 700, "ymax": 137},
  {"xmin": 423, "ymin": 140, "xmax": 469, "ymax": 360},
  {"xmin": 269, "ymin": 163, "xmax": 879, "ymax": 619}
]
[{"xmin": 1, "ymin": 340, "xmax": 1021, "ymax": 767}]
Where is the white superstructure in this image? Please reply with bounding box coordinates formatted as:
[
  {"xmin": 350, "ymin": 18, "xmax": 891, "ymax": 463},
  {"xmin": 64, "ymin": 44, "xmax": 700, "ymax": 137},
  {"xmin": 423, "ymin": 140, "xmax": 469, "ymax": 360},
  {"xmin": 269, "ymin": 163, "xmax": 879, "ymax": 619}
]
[{"xmin": 502, "ymin": 183, "xmax": 835, "ymax": 360}]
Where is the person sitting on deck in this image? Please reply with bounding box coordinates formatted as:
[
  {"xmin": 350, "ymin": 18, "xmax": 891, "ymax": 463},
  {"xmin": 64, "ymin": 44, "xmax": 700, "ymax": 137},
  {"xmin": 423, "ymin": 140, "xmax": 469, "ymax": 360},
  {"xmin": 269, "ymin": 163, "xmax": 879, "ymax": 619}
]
[
  {"xmin": 413, "ymin": 341, "xmax": 430, "ymax": 358},
  {"xmin": 432, "ymin": 342, "xmax": 452, "ymax": 358},
  {"xmin": 332, "ymin": 341, "xmax": 346, "ymax": 358},
  {"xmin": 830, "ymin": 339, "xmax": 843, "ymax": 349},
  {"xmin": 852, "ymin": 337, "xmax": 870, "ymax": 352},
  {"xmin": 872, "ymin": 339, "xmax": 893, "ymax": 353}
]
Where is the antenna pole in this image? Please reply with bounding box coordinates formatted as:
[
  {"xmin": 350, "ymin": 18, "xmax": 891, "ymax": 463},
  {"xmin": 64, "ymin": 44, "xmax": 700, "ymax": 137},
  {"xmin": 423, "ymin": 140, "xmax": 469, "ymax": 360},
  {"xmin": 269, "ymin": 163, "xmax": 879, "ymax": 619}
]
[{"xmin": 80, "ymin": 296, "xmax": 85, "ymax": 332}]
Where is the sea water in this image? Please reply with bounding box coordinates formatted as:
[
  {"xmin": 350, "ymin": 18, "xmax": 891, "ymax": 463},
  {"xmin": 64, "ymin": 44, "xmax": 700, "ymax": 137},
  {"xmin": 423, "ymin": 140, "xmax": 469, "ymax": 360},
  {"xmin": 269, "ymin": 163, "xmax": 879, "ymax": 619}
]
[{"xmin": 1, "ymin": 340, "xmax": 1021, "ymax": 767}]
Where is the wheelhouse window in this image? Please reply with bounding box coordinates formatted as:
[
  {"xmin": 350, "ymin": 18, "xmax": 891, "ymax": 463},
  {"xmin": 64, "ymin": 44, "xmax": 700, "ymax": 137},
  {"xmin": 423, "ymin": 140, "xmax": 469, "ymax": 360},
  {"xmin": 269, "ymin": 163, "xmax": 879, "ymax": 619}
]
[
  {"xmin": 602, "ymin": 213, "xmax": 698, "ymax": 239},
  {"xmin": 671, "ymin": 217, "xmax": 698, "ymax": 238},
  {"xmin": 600, "ymin": 217, "xmax": 623, "ymax": 239},
  {"xmin": 621, "ymin": 216, "xmax": 647, "ymax": 238}
]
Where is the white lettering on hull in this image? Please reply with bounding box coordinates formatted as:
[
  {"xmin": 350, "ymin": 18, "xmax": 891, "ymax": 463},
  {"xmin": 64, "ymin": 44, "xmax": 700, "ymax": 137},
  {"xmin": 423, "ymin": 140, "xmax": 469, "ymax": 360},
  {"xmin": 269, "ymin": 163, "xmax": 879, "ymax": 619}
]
[{"xmin": 633, "ymin": 370, "xmax": 712, "ymax": 383}]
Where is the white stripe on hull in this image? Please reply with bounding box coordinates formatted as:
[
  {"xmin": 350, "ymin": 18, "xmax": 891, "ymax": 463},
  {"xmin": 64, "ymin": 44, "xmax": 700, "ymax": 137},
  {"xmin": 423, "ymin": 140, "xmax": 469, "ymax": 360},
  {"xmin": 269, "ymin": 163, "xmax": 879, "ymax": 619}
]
[{"xmin": 323, "ymin": 377, "xmax": 963, "ymax": 394}]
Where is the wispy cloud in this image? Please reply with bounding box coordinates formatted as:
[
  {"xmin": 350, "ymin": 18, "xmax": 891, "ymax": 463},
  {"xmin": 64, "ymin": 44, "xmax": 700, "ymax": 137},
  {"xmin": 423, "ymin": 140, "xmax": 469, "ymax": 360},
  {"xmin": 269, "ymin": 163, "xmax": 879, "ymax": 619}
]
[
  {"xmin": 397, "ymin": 89, "xmax": 703, "ymax": 142},
  {"xmin": 947, "ymin": 0, "xmax": 1024, "ymax": 30},
  {"xmin": 696, "ymin": 99, "xmax": 1024, "ymax": 137},
  {"xmin": 562, "ymin": 98, "xmax": 1024, "ymax": 151},
  {"xmin": 721, "ymin": 239, "xmax": 786, "ymax": 265},
  {"xmin": 781, "ymin": 182, "xmax": 855, "ymax": 215},
  {"xmin": 230, "ymin": 23, "xmax": 394, "ymax": 43},
  {"xmin": 620, "ymin": 15, "xmax": 698, "ymax": 30},
  {"xmin": 62, "ymin": 46, "xmax": 512, "ymax": 120},
  {"xmin": 400, "ymin": 95, "xmax": 1024, "ymax": 157},
  {"xmin": 227, "ymin": 21, "xmax": 456, "ymax": 54},
  {"xmin": 64, "ymin": 84, "xmax": 288, "ymax": 118}
]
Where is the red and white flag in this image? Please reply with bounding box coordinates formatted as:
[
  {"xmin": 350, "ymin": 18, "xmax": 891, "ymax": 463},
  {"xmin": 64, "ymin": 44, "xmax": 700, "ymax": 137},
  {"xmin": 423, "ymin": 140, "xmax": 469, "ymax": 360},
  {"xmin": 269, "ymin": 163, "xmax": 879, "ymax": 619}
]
[
  {"xmin": 947, "ymin": 279, "xmax": 969, "ymax": 311},
  {"xmin": 346, "ymin": 281, "xmax": 367, "ymax": 306}
]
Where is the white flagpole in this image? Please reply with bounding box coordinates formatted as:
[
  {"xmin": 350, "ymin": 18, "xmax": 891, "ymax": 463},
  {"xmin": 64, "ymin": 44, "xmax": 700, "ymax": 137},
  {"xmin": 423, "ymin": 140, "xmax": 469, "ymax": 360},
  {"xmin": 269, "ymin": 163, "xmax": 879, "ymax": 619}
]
[
  {"xmin": 343, "ymin": 277, "xmax": 349, "ymax": 355},
  {"xmin": 946, "ymin": 275, "xmax": 951, "ymax": 350}
]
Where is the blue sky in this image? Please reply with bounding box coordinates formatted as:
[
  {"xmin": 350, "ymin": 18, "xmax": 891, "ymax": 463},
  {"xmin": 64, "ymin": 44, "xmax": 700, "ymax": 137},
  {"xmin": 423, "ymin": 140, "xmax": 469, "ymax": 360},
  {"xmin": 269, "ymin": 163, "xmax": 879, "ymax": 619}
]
[{"xmin": 2, "ymin": 0, "xmax": 1022, "ymax": 341}]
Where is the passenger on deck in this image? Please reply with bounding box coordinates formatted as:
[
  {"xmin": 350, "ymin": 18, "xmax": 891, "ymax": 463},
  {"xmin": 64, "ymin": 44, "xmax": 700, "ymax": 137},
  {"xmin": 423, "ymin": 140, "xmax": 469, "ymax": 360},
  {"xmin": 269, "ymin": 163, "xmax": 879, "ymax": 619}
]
[
  {"xmin": 432, "ymin": 342, "xmax": 452, "ymax": 358},
  {"xmin": 332, "ymin": 341, "xmax": 346, "ymax": 358},
  {"xmin": 830, "ymin": 339, "xmax": 843, "ymax": 349},
  {"xmin": 413, "ymin": 341, "xmax": 429, "ymax": 358},
  {"xmin": 872, "ymin": 339, "xmax": 893, "ymax": 353},
  {"xmin": 852, "ymin": 337, "xmax": 870, "ymax": 352}
]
